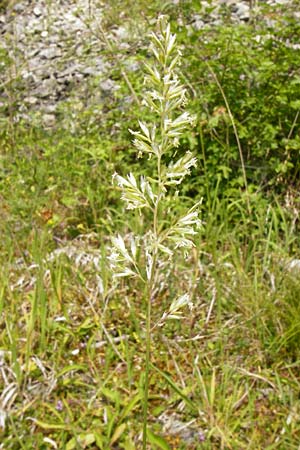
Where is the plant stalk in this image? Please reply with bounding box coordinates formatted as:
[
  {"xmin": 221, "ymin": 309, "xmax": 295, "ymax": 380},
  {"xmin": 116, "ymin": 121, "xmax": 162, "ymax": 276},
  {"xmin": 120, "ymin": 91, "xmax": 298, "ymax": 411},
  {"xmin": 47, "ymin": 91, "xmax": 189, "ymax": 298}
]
[
  {"xmin": 142, "ymin": 135, "xmax": 163, "ymax": 448},
  {"xmin": 142, "ymin": 285, "xmax": 152, "ymax": 449}
]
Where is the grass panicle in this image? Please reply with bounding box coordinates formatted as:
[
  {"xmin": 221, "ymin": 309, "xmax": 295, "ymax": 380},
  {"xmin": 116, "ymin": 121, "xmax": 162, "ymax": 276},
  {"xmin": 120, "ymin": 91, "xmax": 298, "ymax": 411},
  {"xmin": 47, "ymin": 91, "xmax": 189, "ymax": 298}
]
[{"xmin": 110, "ymin": 16, "xmax": 200, "ymax": 447}]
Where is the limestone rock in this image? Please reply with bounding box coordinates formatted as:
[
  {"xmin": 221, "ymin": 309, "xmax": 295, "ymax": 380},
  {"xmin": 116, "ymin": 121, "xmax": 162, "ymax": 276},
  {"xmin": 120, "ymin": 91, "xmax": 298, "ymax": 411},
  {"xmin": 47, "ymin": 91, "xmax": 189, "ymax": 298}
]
[{"xmin": 1, "ymin": 0, "xmax": 298, "ymax": 129}]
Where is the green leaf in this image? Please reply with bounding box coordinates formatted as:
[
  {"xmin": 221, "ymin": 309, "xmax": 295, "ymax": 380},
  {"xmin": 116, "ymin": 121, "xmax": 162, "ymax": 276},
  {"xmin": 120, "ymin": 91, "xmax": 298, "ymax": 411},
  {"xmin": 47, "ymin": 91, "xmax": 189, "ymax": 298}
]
[
  {"xmin": 150, "ymin": 363, "xmax": 196, "ymax": 411},
  {"xmin": 61, "ymin": 195, "xmax": 78, "ymax": 208},
  {"xmin": 101, "ymin": 386, "xmax": 121, "ymax": 405},
  {"xmin": 120, "ymin": 392, "xmax": 142, "ymax": 420},
  {"xmin": 66, "ymin": 433, "xmax": 96, "ymax": 450},
  {"xmin": 29, "ymin": 418, "xmax": 69, "ymax": 431},
  {"xmin": 122, "ymin": 436, "xmax": 136, "ymax": 450},
  {"xmin": 57, "ymin": 364, "xmax": 87, "ymax": 378},
  {"xmin": 291, "ymin": 100, "xmax": 300, "ymax": 110},
  {"xmin": 77, "ymin": 317, "xmax": 96, "ymax": 335},
  {"xmin": 110, "ymin": 423, "xmax": 126, "ymax": 445},
  {"xmin": 147, "ymin": 429, "xmax": 171, "ymax": 450},
  {"xmin": 94, "ymin": 431, "xmax": 104, "ymax": 449}
]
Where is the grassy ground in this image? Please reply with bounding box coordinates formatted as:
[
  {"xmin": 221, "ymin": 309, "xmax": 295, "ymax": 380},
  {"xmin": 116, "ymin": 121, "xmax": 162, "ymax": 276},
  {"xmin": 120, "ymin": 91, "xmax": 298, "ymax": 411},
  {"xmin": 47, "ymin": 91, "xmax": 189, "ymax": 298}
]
[{"xmin": 1, "ymin": 2, "xmax": 300, "ymax": 449}]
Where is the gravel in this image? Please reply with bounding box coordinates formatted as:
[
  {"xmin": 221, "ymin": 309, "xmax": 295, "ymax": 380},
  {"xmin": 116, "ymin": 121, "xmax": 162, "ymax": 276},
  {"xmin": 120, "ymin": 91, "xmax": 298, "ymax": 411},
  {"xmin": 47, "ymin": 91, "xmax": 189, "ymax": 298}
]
[{"xmin": 0, "ymin": 0, "xmax": 299, "ymax": 126}]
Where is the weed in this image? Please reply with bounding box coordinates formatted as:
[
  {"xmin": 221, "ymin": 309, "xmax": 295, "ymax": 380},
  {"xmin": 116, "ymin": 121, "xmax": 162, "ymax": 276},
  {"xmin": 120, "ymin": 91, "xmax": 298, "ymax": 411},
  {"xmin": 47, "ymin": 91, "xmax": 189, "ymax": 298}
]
[{"xmin": 110, "ymin": 16, "xmax": 200, "ymax": 447}]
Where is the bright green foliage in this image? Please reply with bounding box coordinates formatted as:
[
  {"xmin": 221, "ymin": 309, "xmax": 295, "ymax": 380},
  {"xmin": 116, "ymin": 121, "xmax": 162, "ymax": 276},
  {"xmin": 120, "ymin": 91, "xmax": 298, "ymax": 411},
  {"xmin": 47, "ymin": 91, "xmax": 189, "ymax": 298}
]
[{"xmin": 180, "ymin": 7, "xmax": 300, "ymax": 198}]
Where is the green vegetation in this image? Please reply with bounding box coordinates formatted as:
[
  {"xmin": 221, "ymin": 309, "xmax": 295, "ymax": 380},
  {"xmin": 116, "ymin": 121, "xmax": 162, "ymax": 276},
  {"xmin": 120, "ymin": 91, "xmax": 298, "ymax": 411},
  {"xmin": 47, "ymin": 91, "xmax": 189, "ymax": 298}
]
[{"xmin": 1, "ymin": 1, "xmax": 300, "ymax": 449}]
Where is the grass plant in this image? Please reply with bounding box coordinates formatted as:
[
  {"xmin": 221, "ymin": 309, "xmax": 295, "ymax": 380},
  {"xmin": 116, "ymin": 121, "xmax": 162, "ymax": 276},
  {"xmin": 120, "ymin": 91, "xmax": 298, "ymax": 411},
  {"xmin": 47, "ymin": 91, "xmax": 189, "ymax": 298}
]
[{"xmin": 109, "ymin": 17, "xmax": 200, "ymax": 447}]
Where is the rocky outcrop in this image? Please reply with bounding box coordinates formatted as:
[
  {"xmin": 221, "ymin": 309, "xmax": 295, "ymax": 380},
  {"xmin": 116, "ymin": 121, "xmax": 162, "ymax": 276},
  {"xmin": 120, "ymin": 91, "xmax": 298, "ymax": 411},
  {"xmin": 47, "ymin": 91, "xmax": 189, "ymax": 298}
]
[
  {"xmin": 0, "ymin": 0, "xmax": 298, "ymax": 127},
  {"xmin": 0, "ymin": 1, "xmax": 128, "ymax": 126}
]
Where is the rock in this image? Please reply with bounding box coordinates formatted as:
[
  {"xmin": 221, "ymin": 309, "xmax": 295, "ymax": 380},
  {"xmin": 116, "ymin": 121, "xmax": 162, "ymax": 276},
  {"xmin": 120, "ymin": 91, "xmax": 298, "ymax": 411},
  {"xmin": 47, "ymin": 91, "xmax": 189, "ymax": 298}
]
[
  {"xmin": 219, "ymin": 0, "xmax": 235, "ymax": 4},
  {"xmin": 113, "ymin": 26, "xmax": 129, "ymax": 40},
  {"xmin": 13, "ymin": 3, "xmax": 26, "ymax": 13},
  {"xmin": 265, "ymin": 18, "xmax": 278, "ymax": 28},
  {"xmin": 1, "ymin": 0, "xmax": 297, "ymax": 124},
  {"xmin": 57, "ymin": 63, "xmax": 82, "ymax": 79},
  {"xmin": 43, "ymin": 103, "xmax": 57, "ymax": 113},
  {"xmin": 33, "ymin": 6, "xmax": 43, "ymax": 17},
  {"xmin": 21, "ymin": 71, "xmax": 37, "ymax": 83},
  {"xmin": 73, "ymin": 73, "xmax": 84, "ymax": 82},
  {"xmin": 94, "ymin": 57, "xmax": 107, "ymax": 71},
  {"xmin": 119, "ymin": 42, "xmax": 130, "ymax": 51},
  {"xmin": 24, "ymin": 96, "xmax": 38, "ymax": 105},
  {"xmin": 124, "ymin": 59, "xmax": 139, "ymax": 72},
  {"xmin": 56, "ymin": 77, "xmax": 70, "ymax": 85},
  {"xmin": 192, "ymin": 15, "xmax": 205, "ymax": 30},
  {"xmin": 42, "ymin": 113, "xmax": 56, "ymax": 127},
  {"xmin": 39, "ymin": 46, "xmax": 62, "ymax": 60},
  {"xmin": 100, "ymin": 78, "xmax": 115, "ymax": 93},
  {"xmin": 82, "ymin": 66, "xmax": 98, "ymax": 76},
  {"xmin": 235, "ymin": 3, "xmax": 250, "ymax": 20},
  {"xmin": 200, "ymin": 1, "xmax": 212, "ymax": 12},
  {"xmin": 293, "ymin": 11, "xmax": 300, "ymax": 20},
  {"xmin": 35, "ymin": 79, "xmax": 58, "ymax": 98},
  {"xmin": 26, "ymin": 19, "xmax": 44, "ymax": 34},
  {"xmin": 211, "ymin": 19, "xmax": 223, "ymax": 27}
]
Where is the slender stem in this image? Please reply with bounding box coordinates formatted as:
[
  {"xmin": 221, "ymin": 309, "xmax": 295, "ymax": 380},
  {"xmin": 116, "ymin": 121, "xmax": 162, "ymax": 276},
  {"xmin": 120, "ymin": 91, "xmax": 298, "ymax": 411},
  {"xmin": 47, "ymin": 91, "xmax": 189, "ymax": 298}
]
[
  {"xmin": 205, "ymin": 61, "xmax": 251, "ymax": 215},
  {"xmin": 142, "ymin": 28, "xmax": 174, "ymax": 448},
  {"xmin": 142, "ymin": 284, "xmax": 152, "ymax": 449},
  {"xmin": 287, "ymin": 109, "xmax": 299, "ymax": 140},
  {"xmin": 142, "ymin": 161, "xmax": 161, "ymax": 448},
  {"xmin": 142, "ymin": 117, "xmax": 165, "ymax": 449}
]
